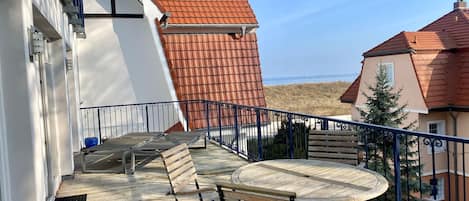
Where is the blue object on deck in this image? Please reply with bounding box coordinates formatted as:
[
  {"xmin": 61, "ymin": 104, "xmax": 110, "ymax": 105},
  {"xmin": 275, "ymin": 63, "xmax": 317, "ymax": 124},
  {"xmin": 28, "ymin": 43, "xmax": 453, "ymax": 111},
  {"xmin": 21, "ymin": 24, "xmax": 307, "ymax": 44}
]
[{"xmin": 85, "ymin": 137, "xmax": 98, "ymax": 148}]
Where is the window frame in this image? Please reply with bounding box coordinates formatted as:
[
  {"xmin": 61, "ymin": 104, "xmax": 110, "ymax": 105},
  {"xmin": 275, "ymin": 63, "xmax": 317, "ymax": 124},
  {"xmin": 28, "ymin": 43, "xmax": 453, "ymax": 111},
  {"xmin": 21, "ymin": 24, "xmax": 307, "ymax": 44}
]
[
  {"xmin": 426, "ymin": 120, "xmax": 447, "ymax": 154},
  {"xmin": 377, "ymin": 62, "xmax": 395, "ymax": 86}
]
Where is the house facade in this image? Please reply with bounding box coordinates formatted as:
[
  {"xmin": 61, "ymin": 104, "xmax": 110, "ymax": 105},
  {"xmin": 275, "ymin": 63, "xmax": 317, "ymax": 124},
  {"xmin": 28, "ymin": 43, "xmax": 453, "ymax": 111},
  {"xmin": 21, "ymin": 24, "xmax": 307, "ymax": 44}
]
[
  {"xmin": 341, "ymin": 1, "xmax": 469, "ymax": 200},
  {"xmin": 0, "ymin": 0, "xmax": 84, "ymax": 200},
  {"xmin": 78, "ymin": 0, "xmax": 266, "ymax": 135}
]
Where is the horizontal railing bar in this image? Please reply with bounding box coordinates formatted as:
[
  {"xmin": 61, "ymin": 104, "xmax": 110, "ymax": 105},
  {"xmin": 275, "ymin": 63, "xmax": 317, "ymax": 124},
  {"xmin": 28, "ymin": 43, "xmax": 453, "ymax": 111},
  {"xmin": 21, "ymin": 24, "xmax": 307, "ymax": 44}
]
[
  {"xmin": 204, "ymin": 100, "xmax": 469, "ymax": 143},
  {"xmin": 80, "ymin": 99, "xmax": 469, "ymax": 143},
  {"xmin": 80, "ymin": 100, "xmax": 204, "ymax": 110}
]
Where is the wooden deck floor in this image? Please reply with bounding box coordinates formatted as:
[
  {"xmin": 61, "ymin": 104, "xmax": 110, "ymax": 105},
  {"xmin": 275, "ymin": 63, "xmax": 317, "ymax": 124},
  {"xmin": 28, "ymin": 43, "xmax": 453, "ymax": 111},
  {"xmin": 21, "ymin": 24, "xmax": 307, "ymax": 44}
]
[{"xmin": 57, "ymin": 142, "xmax": 248, "ymax": 201}]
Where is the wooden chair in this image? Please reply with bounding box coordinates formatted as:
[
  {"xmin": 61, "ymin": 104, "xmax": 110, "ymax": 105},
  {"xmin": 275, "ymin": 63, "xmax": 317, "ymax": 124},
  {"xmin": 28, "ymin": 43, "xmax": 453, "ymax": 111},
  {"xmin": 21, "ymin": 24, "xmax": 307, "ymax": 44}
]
[
  {"xmin": 308, "ymin": 130, "xmax": 359, "ymax": 166},
  {"xmin": 161, "ymin": 143, "xmax": 215, "ymax": 201},
  {"xmin": 216, "ymin": 182, "xmax": 296, "ymax": 201}
]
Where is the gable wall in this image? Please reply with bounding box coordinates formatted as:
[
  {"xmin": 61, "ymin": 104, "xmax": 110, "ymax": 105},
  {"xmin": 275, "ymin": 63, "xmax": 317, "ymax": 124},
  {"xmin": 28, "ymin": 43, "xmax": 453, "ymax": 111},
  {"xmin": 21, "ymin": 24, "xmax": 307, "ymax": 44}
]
[{"xmin": 353, "ymin": 54, "xmax": 428, "ymax": 126}]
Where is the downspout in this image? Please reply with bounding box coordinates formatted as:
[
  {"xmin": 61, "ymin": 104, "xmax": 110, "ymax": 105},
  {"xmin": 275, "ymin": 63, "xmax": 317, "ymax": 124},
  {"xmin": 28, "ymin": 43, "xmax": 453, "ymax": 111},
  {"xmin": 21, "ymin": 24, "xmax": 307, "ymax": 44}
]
[{"xmin": 449, "ymin": 109, "xmax": 459, "ymax": 201}]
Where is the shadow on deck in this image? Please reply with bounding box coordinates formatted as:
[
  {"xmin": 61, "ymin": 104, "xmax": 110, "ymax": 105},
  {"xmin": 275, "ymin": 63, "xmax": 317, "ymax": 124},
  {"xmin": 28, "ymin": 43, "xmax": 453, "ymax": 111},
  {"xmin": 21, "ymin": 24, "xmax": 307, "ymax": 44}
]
[{"xmin": 57, "ymin": 142, "xmax": 248, "ymax": 201}]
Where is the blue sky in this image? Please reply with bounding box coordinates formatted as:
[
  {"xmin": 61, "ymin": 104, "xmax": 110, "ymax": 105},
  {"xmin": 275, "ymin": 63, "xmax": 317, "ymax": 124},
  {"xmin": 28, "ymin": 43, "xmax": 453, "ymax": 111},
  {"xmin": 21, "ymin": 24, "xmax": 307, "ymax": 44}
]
[{"xmin": 249, "ymin": 0, "xmax": 455, "ymax": 83}]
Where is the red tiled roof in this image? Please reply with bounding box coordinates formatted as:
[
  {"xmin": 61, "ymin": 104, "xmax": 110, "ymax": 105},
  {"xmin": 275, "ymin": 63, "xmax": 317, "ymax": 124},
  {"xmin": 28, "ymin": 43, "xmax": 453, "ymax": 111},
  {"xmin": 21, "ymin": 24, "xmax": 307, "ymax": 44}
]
[
  {"xmin": 420, "ymin": 9, "xmax": 469, "ymax": 48},
  {"xmin": 454, "ymin": 50, "xmax": 469, "ymax": 106},
  {"xmin": 364, "ymin": 31, "xmax": 457, "ymax": 57},
  {"xmin": 340, "ymin": 74, "xmax": 361, "ymax": 103},
  {"xmin": 153, "ymin": 0, "xmax": 258, "ymax": 25},
  {"xmin": 406, "ymin": 32, "xmax": 457, "ymax": 50},
  {"xmin": 411, "ymin": 52, "xmax": 455, "ymax": 108},
  {"xmin": 162, "ymin": 33, "xmax": 266, "ymax": 128}
]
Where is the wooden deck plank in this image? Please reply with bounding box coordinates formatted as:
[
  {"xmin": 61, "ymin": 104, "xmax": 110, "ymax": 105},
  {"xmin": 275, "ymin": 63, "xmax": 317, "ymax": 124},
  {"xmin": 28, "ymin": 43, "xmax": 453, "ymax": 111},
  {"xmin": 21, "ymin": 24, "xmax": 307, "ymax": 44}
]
[{"xmin": 58, "ymin": 141, "xmax": 248, "ymax": 201}]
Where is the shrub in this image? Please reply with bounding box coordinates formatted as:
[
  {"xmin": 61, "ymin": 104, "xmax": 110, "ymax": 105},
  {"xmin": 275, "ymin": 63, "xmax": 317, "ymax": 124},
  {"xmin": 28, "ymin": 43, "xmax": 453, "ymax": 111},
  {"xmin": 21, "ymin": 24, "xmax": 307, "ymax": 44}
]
[{"xmin": 247, "ymin": 120, "xmax": 310, "ymax": 160}]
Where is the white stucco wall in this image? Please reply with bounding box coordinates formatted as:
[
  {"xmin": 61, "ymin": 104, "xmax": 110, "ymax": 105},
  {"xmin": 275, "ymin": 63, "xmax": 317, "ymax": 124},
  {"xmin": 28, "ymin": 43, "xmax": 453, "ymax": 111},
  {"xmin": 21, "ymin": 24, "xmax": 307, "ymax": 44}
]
[
  {"xmin": 78, "ymin": 0, "xmax": 185, "ymax": 136},
  {"xmin": 78, "ymin": 18, "xmax": 174, "ymax": 106},
  {"xmin": 0, "ymin": 0, "xmax": 79, "ymax": 200},
  {"xmin": 78, "ymin": 0, "xmax": 172, "ymax": 107}
]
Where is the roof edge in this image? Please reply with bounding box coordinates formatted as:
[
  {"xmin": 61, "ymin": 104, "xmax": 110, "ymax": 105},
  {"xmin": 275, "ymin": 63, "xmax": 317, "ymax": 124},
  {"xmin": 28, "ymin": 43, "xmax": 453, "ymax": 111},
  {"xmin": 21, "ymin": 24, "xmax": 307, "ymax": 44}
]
[
  {"xmin": 363, "ymin": 49, "xmax": 414, "ymax": 58},
  {"xmin": 166, "ymin": 24, "xmax": 259, "ymax": 28},
  {"xmin": 340, "ymin": 74, "xmax": 362, "ymax": 104}
]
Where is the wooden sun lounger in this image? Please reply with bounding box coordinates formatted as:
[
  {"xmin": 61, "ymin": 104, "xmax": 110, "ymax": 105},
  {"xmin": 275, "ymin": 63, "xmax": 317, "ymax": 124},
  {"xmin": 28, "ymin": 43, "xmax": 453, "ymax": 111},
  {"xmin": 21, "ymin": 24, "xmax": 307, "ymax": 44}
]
[{"xmin": 80, "ymin": 131, "xmax": 206, "ymax": 174}]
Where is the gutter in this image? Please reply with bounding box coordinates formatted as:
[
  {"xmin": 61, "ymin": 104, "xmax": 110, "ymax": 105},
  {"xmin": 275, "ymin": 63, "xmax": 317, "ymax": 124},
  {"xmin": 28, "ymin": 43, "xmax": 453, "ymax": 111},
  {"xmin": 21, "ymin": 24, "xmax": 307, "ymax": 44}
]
[
  {"xmin": 165, "ymin": 24, "xmax": 259, "ymax": 29},
  {"xmin": 429, "ymin": 106, "xmax": 469, "ymax": 112},
  {"xmin": 363, "ymin": 49, "xmax": 415, "ymax": 58},
  {"xmin": 449, "ymin": 109, "xmax": 459, "ymax": 201}
]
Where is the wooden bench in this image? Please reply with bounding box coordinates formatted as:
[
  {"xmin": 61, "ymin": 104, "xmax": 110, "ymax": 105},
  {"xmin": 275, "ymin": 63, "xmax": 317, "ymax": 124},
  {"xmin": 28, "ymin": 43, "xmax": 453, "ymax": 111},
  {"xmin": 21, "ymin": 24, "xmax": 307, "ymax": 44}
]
[
  {"xmin": 216, "ymin": 182, "xmax": 296, "ymax": 201},
  {"xmin": 161, "ymin": 143, "xmax": 215, "ymax": 201},
  {"xmin": 308, "ymin": 130, "xmax": 359, "ymax": 166}
]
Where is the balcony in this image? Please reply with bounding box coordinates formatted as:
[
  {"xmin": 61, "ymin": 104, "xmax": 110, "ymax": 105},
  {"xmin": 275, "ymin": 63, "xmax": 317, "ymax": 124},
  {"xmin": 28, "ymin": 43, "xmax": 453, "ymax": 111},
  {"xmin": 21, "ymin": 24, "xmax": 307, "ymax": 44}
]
[{"xmin": 63, "ymin": 100, "xmax": 469, "ymax": 201}]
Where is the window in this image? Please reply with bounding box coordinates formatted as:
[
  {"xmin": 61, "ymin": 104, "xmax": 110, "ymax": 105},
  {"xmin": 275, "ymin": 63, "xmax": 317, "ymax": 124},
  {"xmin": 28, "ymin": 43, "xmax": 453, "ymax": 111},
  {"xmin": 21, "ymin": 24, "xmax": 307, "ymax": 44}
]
[
  {"xmin": 378, "ymin": 63, "xmax": 395, "ymax": 86},
  {"xmin": 427, "ymin": 121, "xmax": 446, "ymax": 154}
]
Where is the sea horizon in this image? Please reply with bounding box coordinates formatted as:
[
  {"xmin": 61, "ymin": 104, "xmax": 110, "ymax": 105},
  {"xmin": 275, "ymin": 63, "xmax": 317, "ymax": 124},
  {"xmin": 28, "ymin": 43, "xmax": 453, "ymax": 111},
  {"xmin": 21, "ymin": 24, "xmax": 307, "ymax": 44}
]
[{"xmin": 263, "ymin": 73, "xmax": 357, "ymax": 86}]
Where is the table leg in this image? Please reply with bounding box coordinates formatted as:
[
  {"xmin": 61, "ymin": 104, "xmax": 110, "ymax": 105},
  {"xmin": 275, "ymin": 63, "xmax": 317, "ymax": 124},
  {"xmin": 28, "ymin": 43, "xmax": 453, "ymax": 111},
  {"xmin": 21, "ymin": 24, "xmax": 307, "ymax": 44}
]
[
  {"xmin": 130, "ymin": 151, "xmax": 136, "ymax": 174},
  {"xmin": 81, "ymin": 152, "xmax": 87, "ymax": 173}
]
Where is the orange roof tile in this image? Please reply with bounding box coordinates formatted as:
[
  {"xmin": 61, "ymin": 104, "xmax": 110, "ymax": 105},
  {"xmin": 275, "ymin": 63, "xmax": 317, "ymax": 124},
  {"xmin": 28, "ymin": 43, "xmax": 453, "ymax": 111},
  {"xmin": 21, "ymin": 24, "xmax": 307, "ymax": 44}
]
[
  {"xmin": 421, "ymin": 9, "xmax": 469, "ymax": 48},
  {"xmin": 364, "ymin": 31, "xmax": 457, "ymax": 57},
  {"xmin": 162, "ymin": 33, "xmax": 266, "ymax": 128},
  {"xmin": 454, "ymin": 50, "xmax": 469, "ymax": 106},
  {"xmin": 154, "ymin": 0, "xmax": 258, "ymax": 25},
  {"xmin": 340, "ymin": 74, "xmax": 361, "ymax": 103},
  {"xmin": 411, "ymin": 51, "xmax": 455, "ymax": 108},
  {"xmin": 405, "ymin": 32, "xmax": 457, "ymax": 50}
]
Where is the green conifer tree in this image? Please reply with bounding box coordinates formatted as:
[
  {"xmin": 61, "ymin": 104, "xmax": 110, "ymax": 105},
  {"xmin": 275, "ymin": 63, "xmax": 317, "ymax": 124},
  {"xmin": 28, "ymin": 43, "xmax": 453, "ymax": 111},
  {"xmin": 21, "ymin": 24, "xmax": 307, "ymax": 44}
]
[{"xmin": 358, "ymin": 65, "xmax": 429, "ymax": 200}]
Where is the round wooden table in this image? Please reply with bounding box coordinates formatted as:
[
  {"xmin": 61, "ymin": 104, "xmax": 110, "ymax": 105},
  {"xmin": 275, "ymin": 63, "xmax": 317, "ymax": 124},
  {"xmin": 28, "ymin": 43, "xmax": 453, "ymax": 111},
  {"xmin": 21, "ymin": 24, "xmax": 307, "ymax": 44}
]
[{"xmin": 231, "ymin": 159, "xmax": 388, "ymax": 201}]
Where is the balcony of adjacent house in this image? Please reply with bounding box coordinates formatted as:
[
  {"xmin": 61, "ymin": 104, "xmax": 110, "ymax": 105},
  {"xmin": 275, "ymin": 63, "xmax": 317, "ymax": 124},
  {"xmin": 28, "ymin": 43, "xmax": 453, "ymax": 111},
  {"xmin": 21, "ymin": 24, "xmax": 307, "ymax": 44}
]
[{"xmin": 54, "ymin": 100, "xmax": 469, "ymax": 201}]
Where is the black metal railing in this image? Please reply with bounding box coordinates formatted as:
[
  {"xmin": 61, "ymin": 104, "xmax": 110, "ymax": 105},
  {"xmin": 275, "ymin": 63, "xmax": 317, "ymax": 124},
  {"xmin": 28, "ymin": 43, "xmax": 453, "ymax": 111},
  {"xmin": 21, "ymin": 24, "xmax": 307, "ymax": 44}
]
[{"xmin": 80, "ymin": 100, "xmax": 469, "ymax": 201}]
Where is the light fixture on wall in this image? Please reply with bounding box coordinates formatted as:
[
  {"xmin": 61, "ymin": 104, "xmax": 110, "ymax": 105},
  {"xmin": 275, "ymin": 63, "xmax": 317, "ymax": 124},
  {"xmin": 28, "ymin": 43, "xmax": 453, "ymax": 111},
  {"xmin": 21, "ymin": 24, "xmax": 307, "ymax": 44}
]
[
  {"xmin": 30, "ymin": 28, "xmax": 44, "ymax": 55},
  {"xmin": 66, "ymin": 59, "xmax": 73, "ymax": 71},
  {"xmin": 28, "ymin": 27, "xmax": 45, "ymax": 61}
]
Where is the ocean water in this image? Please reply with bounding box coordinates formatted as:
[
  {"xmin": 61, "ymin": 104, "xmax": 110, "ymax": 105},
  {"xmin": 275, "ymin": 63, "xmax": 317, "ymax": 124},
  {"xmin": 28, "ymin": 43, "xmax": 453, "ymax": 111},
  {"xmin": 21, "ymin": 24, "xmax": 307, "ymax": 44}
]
[{"xmin": 263, "ymin": 73, "xmax": 358, "ymax": 86}]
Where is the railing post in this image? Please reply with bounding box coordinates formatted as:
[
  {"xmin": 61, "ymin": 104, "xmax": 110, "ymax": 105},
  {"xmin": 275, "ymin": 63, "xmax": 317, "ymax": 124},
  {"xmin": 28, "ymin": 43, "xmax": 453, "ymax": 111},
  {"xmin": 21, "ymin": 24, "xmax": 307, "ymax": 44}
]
[
  {"xmin": 321, "ymin": 119, "xmax": 329, "ymax": 130},
  {"xmin": 218, "ymin": 103, "xmax": 223, "ymax": 145},
  {"xmin": 97, "ymin": 109, "xmax": 103, "ymax": 144},
  {"xmin": 145, "ymin": 105, "xmax": 150, "ymax": 133},
  {"xmin": 393, "ymin": 133, "xmax": 401, "ymax": 201},
  {"xmin": 185, "ymin": 102, "xmax": 190, "ymax": 132},
  {"xmin": 205, "ymin": 101, "xmax": 210, "ymax": 139},
  {"xmin": 234, "ymin": 105, "xmax": 239, "ymax": 154},
  {"xmin": 288, "ymin": 114, "xmax": 294, "ymax": 159},
  {"xmin": 256, "ymin": 109, "xmax": 263, "ymax": 161}
]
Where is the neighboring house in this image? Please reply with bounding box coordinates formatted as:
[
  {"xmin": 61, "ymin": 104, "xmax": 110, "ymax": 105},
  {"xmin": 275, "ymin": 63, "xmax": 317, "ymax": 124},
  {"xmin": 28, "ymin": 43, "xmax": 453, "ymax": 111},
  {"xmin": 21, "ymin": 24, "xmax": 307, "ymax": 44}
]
[
  {"xmin": 0, "ymin": 0, "xmax": 85, "ymax": 201},
  {"xmin": 341, "ymin": 1, "xmax": 469, "ymax": 200},
  {"xmin": 78, "ymin": 0, "xmax": 266, "ymax": 133}
]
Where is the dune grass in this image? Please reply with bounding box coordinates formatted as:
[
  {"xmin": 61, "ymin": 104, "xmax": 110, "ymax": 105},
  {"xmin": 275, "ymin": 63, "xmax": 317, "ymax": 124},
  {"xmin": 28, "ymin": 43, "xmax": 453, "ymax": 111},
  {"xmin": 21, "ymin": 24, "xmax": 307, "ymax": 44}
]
[{"xmin": 264, "ymin": 82, "xmax": 352, "ymax": 116}]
